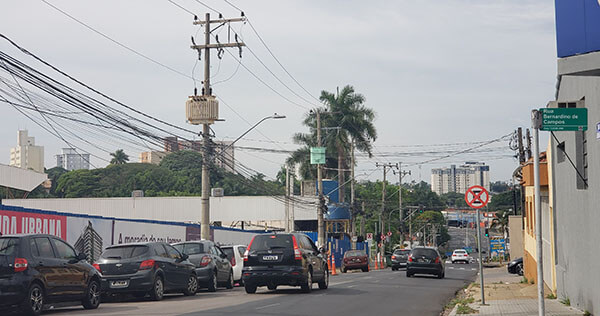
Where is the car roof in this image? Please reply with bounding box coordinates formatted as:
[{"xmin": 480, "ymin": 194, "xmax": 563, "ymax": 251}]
[
  {"xmin": 0, "ymin": 234, "xmax": 58, "ymax": 239},
  {"xmin": 453, "ymin": 249, "xmax": 467, "ymax": 252}
]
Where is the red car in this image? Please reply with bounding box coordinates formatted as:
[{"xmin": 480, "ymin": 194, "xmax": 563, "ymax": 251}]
[{"xmin": 341, "ymin": 250, "xmax": 369, "ymax": 273}]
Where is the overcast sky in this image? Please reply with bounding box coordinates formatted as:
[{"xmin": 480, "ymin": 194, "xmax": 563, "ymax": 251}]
[{"xmin": 0, "ymin": 0, "xmax": 557, "ymax": 184}]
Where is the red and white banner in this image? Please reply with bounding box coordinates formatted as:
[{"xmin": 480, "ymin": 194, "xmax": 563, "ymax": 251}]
[{"xmin": 0, "ymin": 209, "xmax": 67, "ymax": 239}]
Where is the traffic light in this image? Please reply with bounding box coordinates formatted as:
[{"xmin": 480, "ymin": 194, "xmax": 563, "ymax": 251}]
[
  {"xmin": 484, "ymin": 228, "xmax": 489, "ymax": 237},
  {"xmin": 418, "ymin": 204, "xmax": 425, "ymax": 213}
]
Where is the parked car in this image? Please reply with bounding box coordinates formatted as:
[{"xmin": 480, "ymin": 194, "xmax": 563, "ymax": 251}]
[
  {"xmin": 0, "ymin": 234, "xmax": 101, "ymax": 316},
  {"xmin": 95, "ymin": 242, "xmax": 197, "ymax": 301},
  {"xmin": 451, "ymin": 249, "xmax": 470, "ymax": 264},
  {"xmin": 341, "ymin": 250, "xmax": 369, "ymax": 273},
  {"xmin": 173, "ymin": 240, "xmax": 233, "ymax": 291},
  {"xmin": 507, "ymin": 257, "xmax": 523, "ymax": 276},
  {"xmin": 406, "ymin": 246, "xmax": 445, "ymax": 279},
  {"xmin": 242, "ymin": 233, "xmax": 328, "ymax": 293},
  {"xmin": 221, "ymin": 245, "xmax": 246, "ymax": 285},
  {"xmin": 391, "ymin": 249, "xmax": 411, "ymax": 271}
]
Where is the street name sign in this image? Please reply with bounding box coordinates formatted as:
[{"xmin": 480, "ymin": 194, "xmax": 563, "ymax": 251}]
[
  {"xmin": 540, "ymin": 108, "xmax": 587, "ymax": 131},
  {"xmin": 310, "ymin": 147, "xmax": 326, "ymax": 164},
  {"xmin": 465, "ymin": 185, "xmax": 489, "ymax": 209}
]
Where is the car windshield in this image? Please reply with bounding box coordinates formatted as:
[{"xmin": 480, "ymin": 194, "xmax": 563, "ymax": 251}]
[
  {"xmin": 173, "ymin": 243, "xmax": 206, "ymax": 255},
  {"xmin": 250, "ymin": 235, "xmax": 292, "ymax": 251},
  {"xmin": 411, "ymin": 248, "xmax": 438, "ymax": 259},
  {"xmin": 101, "ymin": 245, "xmax": 148, "ymax": 259},
  {"xmin": 344, "ymin": 250, "xmax": 365, "ymax": 257},
  {"xmin": 393, "ymin": 249, "xmax": 410, "ymax": 255},
  {"xmin": 0, "ymin": 238, "xmax": 18, "ymax": 255}
]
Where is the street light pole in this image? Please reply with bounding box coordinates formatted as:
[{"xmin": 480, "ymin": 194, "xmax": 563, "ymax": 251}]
[
  {"xmin": 531, "ymin": 110, "xmax": 545, "ymax": 316},
  {"xmin": 222, "ymin": 114, "xmax": 286, "ymax": 151}
]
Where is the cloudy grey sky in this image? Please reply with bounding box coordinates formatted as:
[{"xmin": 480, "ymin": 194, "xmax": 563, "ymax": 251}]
[{"xmin": 0, "ymin": 0, "xmax": 557, "ymax": 184}]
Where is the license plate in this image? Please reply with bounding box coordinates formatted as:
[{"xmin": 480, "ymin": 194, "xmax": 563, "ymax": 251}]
[
  {"xmin": 262, "ymin": 255, "xmax": 278, "ymax": 261},
  {"xmin": 353, "ymin": 258, "xmax": 360, "ymax": 262},
  {"xmin": 110, "ymin": 280, "xmax": 129, "ymax": 288}
]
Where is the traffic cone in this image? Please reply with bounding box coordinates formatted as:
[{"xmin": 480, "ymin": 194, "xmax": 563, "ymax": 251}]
[
  {"xmin": 327, "ymin": 253, "xmax": 332, "ymax": 272},
  {"xmin": 374, "ymin": 258, "xmax": 379, "ymax": 270},
  {"xmin": 331, "ymin": 254, "xmax": 337, "ymax": 275}
]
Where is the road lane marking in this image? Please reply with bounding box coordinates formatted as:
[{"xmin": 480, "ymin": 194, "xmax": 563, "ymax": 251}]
[{"xmin": 256, "ymin": 303, "xmax": 281, "ymax": 310}]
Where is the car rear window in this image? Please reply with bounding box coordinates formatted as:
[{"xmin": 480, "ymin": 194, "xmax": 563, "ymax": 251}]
[
  {"xmin": 222, "ymin": 247, "xmax": 234, "ymax": 259},
  {"xmin": 101, "ymin": 245, "xmax": 148, "ymax": 259},
  {"xmin": 393, "ymin": 249, "xmax": 411, "ymax": 255},
  {"xmin": 344, "ymin": 250, "xmax": 365, "ymax": 257},
  {"xmin": 250, "ymin": 235, "xmax": 292, "ymax": 251},
  {"xmin": 454, "ymin": 250, "xmax": 466, "ymax": 254},
  {"xmin": 173, "ymin": 243, "xmax": 206, "ymax": 255},
  {"xmin": 0, "ymin": 238, "xmax": 18, "ymax": 255},
  {"xmin": 411, "ymin": 248, "xmax": 438, "ymax": 258}
]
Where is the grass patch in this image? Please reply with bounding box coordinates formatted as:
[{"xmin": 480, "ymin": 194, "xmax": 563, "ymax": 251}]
[
  {"xmin": 445, "ymin": 297, "xmax": 475, "ymax": 309},
  {"xmin": 546, "ymin": 293, "xmax": 556, "ymax": 299},
  {"xmin": 472, "ymin": 282, "xmax": 480, "ymax": 287},
  {"xmin": 583, "ymin": 311, "xmax": 591, "ymax": 316},
  {"xmin": 559, "ymin": 297, "xmax": 570, "ymax": 306},
  {"xmin": 456, "ymin": 304, "xmax": 478, "ymax": 314}
]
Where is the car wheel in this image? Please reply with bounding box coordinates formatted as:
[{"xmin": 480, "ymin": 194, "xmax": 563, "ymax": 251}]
[
  {"xmin": 244, "ymin": 283, "xmax": 257, "ymax": 294},
  {"xmin": 267, "ymin": 284, "xmax": 277, "ymax": 291},
  {"xmin": 342, "ymin": 267, "xmax": 347, "ymax": 273},
  {"xmin": 183, "ymin": 274, "xmax": 198, "ymax": 296},
  {"xmin": 149, "ymin": 276, "xmax": 164, "ymax": 301},
  {"xmin": 392, "ymin": 267, "xmax": 397, "ymax": 271},
  {"xmin": 318, "ymin": 269, "xmax": 329, "ymax": 290},
  {"xmin": 225, "ymin": 271, "xmax": 234, "ymax": 289},
  {"xmin": 517, "ymin": 263, "xmax": 523, "ymax": 276},
  {"xmin": 82, "ymin": 279, "xmax": 101, "ymax": 309},
  {"xmin": 301, "ymin": 269, "xmax": 313, "ymax": 293},
  {"xmin": 207, "ymin": 271, "xmax": 218, "ymax": 292},
  {"xmin": 406, "ymin": 271, "xmax": 412, "ymax": 278},
  {"xmin": 22, "ymin": 283, "xmax": 44, "ymax": 316},
  {"xmin": 362, "ymin": 267, "xmax": 369, "ymax": 272}
]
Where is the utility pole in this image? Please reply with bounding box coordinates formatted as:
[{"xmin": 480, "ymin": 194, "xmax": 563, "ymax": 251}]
[
  {"xmin": 376, "ymin": 162, "xmax": 396, "ymax": 253},
  {"xmin": 316, "ymin": 110, "xmax": 325, "ymax": 248},
  {"xmin": 350, "ymin": 140, "xmax": 356, "ymax": 249},
  {"xmin": 394, "ymin": 163, "xmax": 410, "ymax": 241},
  {"xmin": 189, "ymin": 13, "xmax": 245, "ymax": 240},
  {"xmin": 517, "ymin": 127, "xmax": 525, "ymax": 164},
  {"xmin": 285, "ymin": 165, "xmax": 290, "ymax": 233},
  {"xmin": 531, "ymin": 110, "xmax": 545, "ymax": 316},
  {"xmin": 360, "ymin": 202, "xmax": 365, "ymax": 236}
]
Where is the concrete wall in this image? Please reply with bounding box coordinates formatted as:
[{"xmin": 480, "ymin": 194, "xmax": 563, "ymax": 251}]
[
  {"xmin": 508, "ymin": 215, "xmax": 523, "ymax": 260},
  {"xmin": 552, "ymin": 75, "xmax": 600, "ymax": 314}
]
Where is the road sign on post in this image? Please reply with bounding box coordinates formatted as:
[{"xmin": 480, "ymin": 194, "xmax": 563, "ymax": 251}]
[
  {"xmin": 310, "ymin": 147, "xmax": 326, "ymax": 164},
  {"xmin": 540, "ymin": 108, "xmax": 587, "ymax": 131},
  {"xmin": 366, "ymin": 233, "xmax": 373, "ymax": 241},
  {"xmin": 465, "ymin": 185, "xmax": 489, "ymax": 305}
]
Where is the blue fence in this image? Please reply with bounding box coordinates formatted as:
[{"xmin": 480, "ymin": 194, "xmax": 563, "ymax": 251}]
[{"xmin": 303, "ymin": 232, "xmax": 369, "ymax": 268}]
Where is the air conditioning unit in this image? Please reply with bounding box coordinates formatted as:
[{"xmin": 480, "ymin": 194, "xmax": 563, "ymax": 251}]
[
  {"xmin": 211, "ymin": 188, "xmax": 224, "ymax": 197},
  {"xmin": 186, "ymin": 95, "xmax": 219, "ymax": 125}
]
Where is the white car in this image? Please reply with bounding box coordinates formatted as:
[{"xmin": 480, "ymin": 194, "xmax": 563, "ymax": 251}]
[
  {"xmin": 221, "ymin": 245, "xmax": 247, "ymax": 285},
  {"xmin": 451, "ymin": 249, "xmax": 470, "ymax": 264}
]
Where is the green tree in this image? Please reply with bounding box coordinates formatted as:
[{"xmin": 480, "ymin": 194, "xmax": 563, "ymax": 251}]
[
  {"xmin": 110, "ymin": 149, "xmax": 129, "ymax": 164},
  {"xmin": 490, "ymin": 209, "xmax": 510, "ymax": 238}
]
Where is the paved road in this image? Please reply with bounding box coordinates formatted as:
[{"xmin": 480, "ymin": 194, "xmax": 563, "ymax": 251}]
[{"xmin": 41, "ymin": 264, "xmax": 478, "ymax": 316}]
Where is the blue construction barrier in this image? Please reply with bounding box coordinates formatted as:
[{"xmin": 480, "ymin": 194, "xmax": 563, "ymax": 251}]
[{"xmin": 302, "ymin": 232, "xmax": 369, "ymax": 269}]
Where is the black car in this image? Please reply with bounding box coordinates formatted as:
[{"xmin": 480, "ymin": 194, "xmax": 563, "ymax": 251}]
[
  {"xmin": 406, "ymin": 246, "xmax": 445, "ymax": 279},
  {"xmin": 242, "ymin": 233, "xmax": 328, "ymax": 293},
  {"xmin": 0, "ymin": 234, "xmax": 101, "ymax": 316},
  {"xmin": 507, "ymin": 257, "xmax": 523, "ymax": 276},
  {"xmin": 95, "ymin": 242, "xmax": 197, "ymax": 301},
  {"xmin": 172, "ymin": 240, "xmax": 233, "ymax": 291},
  {"xmin": 391, "ymin": 249, "xmax": 411, "ymax": 271}
]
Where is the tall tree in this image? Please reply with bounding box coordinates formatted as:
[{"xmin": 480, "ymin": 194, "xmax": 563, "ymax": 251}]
[{"xmin": 110, "ymin": 149, "xmax": 129, "ymax": 164}]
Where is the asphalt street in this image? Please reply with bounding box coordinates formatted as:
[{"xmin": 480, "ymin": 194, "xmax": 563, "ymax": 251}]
[{"xmin": 42, "ymin": 263, "xmax": 478, "ymax": 316}]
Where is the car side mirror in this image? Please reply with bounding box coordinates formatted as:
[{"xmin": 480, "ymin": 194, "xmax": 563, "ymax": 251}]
[
  {"xmin": 181, "ymin": 253, "xmax": 189, "ymax": 261},
  {"xmin": 77, "ymin": 252, "xmax": 87, "ymax": 261},
  {"xmin": 220, "ymin": 253, "xmax": 227, "ymax": 259}
]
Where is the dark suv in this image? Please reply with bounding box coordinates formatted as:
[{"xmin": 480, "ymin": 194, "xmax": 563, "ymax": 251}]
[
  {"xmin": 406, "ymin": 246, "xmax": 445, "ymax": 279},
  {"xmin": 242, "ymin": 233, "xmax": 328, "ymax": 293},
  {"xmin": 95, "ymin": 242, "xmax": 197, "ymax": 301},
  {"xmin": 172, "ymin": 240, "xmax": 233, "ymax": 291},
  {"xmin": 0, "ymin": 234, "xmax": 101, "ymax": 316}
]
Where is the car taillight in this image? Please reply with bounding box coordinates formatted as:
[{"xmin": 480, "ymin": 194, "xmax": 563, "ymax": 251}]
[
  {"xmin": 391, "ymin": 255, "xmax": 396, "ymax": 260},
  {"xmin": 14, "ymin": 258, "xmax": 28, "ymax": 272},
  {"xmin": 408, "ymin": 255, "xmax": 413, "ymax": 262},
  {"xmin": 291, "ymin": 236, "xmax": 302, "ymax": 260},
  {"xmin": 139, "ymin": 259, "xmax": 155, "ymax": 270},
  {"xmin": 92, "ymin": 263, "xmax": 102, "ymax": 273},
  {"xmin": 230, "ymin": 255, "xmax": 236, "ymax": 267},
  {"xmin": 200, "ymin": 255, "xmax": 212, "ymax": 267},
  {"xmin": 434, "ymin": 257, "xmax": 441, "ymax": 264},
  {"xmin": 244, "ymin": 237, "xmax": 255, "ymax": 262}
]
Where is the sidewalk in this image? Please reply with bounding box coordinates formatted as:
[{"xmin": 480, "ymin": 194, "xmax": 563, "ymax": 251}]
[{"xmin": 448, "ymin": 267, "xmax": 584, "ymax": 316}]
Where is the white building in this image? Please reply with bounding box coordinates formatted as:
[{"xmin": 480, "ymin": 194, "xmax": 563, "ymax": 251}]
[
  {"xmin": 9, "ymin": 130, "xmax": 44, "ymax": 173},
  {"xmin": 431, "ymin": 162, "xmax": 490, "ymax": 195},
  {"xmin": 56, "ymin": 148, "xmax": 90, "ymax": 171}
]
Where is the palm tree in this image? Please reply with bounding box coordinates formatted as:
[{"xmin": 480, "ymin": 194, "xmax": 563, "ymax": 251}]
[
  {"xmin": 287, "ymin": 85, "xmax": 377, "ymax": 203},
  {"xmin": 490, "ymin": 210, "xmax": 510, "ymax": 238},
  {"xmin": 110, "ymin": 149, "xmax": 129, "ymax": 165}
]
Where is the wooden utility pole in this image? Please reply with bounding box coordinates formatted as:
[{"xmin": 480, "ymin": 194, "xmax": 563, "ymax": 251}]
[{"xmin": 190, "ymin": 13, "xmax": 245, "ymax": 240}]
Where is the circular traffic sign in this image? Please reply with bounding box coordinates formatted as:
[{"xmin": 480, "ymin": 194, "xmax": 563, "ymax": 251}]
[{"xmin": 464, "ymin": 185, "xmax": 490, "ymax": 209}]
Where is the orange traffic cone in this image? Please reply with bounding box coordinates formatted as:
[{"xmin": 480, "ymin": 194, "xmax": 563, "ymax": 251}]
[
  {"xmin": 374, "ymin": 257, "xmax": 379, "ymax": 270},
  {"xmin": 331, "ymin": 254, "xmax": 338, "ymax": 275},
  {"xmin": 327, "ymin": 253, "xmax": 332, "ymax": 272}
]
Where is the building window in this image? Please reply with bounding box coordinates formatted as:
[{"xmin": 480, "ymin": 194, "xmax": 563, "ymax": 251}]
[{"xmin": 575, "ymin": 130, "xmax": 588, "ymax": 190}]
